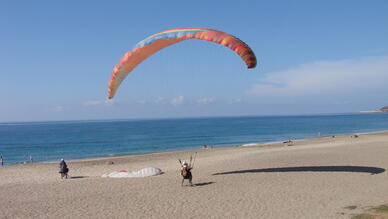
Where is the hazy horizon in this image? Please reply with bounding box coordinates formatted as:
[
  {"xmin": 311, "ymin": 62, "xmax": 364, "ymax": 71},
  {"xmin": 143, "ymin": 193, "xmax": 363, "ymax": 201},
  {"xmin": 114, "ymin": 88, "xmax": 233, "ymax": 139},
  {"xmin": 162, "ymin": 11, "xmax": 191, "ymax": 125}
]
[{"xmin": 0, "ymin": 111, "xmax": 380, "ymax": 123}]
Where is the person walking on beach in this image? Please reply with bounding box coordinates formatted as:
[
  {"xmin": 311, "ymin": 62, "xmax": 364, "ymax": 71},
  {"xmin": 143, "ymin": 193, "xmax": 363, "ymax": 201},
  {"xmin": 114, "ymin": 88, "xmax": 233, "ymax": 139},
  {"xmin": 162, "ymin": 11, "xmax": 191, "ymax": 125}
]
[
  {"xmin": 29, "ymin": 155, "xmax": 33, "ymax": 163},
  {"xmin": 179, "ymin": 160, "xmax": 193, "ymax": 186},
  {"xmin": 59, "ymin": 159, "xmax": 69, "ymax": 179},
  {"xmin": 0, "ymin": 156, "xmax": 3, "ymax": 166}
]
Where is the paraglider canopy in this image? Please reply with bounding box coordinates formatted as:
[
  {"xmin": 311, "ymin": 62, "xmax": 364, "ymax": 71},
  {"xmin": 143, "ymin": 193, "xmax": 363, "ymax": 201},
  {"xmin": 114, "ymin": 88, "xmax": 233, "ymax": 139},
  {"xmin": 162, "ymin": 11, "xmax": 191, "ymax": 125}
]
[
  {"xmin": 102, "ymin": 167, "xmax": 163, "ymax": 178},
  {"xmin": 108, "ymin": 28, "xmax": 257, "ymax": 99}
]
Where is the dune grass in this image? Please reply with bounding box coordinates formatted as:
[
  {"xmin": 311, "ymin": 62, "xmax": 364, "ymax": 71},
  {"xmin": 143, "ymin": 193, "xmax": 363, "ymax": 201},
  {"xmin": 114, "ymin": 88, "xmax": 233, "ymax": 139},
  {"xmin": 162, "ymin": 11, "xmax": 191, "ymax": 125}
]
[
  {"xmin": 372, "ymin": 205, "xmax": 388, "ymax": 213},
  {"xmin": 350, "ymin": 204, "xmax": 388, "ymax": 219},
  {"xmin": 351, "ymin": 213, "xmax": 375, "ymax": 219},
  {"xmin": 345, "ymin": 205, "xmax": 358, "ymax": 210}
]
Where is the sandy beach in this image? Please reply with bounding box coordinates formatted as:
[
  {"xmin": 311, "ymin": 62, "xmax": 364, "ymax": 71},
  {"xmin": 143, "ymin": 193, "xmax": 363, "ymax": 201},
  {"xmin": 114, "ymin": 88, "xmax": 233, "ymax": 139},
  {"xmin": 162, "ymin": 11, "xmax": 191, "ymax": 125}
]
[{"xmin": 0, "ymin": 131, "xmax": 387, "ymax": 218}]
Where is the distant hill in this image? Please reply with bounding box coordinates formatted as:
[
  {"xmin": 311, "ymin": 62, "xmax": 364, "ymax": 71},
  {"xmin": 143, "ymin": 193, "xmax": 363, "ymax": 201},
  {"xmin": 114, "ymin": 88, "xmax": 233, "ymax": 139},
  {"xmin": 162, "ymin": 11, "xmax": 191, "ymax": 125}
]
[
  {"xmin": 380, "ymin": 106, "xmax": 388, "ymax": 112},
  {"xmin": 360, "ymin": 106, "xmax": 388, "ymax": 113}
]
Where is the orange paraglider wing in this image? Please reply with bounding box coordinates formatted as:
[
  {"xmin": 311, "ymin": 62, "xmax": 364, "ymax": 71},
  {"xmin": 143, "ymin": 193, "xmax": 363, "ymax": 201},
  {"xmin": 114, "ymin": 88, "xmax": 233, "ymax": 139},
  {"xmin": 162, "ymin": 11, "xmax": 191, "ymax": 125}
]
[{"xmin": 108, "ymin": 28, "xmax": 257, "ymax": 99}]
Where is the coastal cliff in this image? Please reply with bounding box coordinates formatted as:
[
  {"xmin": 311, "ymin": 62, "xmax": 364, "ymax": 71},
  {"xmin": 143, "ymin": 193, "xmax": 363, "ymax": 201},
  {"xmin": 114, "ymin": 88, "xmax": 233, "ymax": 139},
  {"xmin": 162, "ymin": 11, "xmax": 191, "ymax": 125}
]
[
  {"xmin": 360, "ymin": 106, "xmax": 388, "ymax": 113},
  {"xmin": 380, "ymin": 106, "xmax": 388, "ymax": 112}
]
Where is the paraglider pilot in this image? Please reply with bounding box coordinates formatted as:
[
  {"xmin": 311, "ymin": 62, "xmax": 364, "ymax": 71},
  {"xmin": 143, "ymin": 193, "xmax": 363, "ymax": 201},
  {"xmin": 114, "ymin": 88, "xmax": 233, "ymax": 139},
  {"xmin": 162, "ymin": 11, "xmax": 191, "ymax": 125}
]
[
  {"xmin": 179, "ymin": 160, "xmax": 193, "ymax": 186},
  {"xmin": 59, "ymin": 158, "xmax": 69, "ymax": 179}
]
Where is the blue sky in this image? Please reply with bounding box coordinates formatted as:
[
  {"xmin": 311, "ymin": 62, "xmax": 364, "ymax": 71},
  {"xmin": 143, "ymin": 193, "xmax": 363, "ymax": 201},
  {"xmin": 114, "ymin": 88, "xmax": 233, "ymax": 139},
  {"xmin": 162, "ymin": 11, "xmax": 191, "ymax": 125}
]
[{"xmin": 1, "ymin": 0, "xmax": 387, "ymax": 122}]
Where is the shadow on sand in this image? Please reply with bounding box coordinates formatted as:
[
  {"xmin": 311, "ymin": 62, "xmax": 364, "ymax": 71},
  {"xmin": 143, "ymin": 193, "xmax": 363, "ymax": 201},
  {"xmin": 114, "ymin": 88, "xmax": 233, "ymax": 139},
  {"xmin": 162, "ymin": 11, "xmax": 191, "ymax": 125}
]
[
  {"xmin": 193, "ymin": 181, "xmax": 215, "ymax": 187},
  {"xmin": 70, "ymin": 176, "xmax": 89, "ymax": 179},
  {"xmin": 213, "ymin": 166, "xmax": 385, "ymax": 176}
]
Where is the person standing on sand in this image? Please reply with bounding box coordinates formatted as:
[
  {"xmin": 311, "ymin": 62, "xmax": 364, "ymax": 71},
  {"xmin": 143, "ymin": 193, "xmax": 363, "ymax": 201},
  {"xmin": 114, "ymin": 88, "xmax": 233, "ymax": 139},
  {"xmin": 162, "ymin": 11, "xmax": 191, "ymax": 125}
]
[
  {"xmin": 0, "ymin": 156, "xmax": 3, "ymax": 166},
  {"xmin": 180, "ymin": 161, "xmax": 193, "ymax": 186},
  {"xmin": 59, "ymin": 159, "xmax": 69, "ymax": 179}
]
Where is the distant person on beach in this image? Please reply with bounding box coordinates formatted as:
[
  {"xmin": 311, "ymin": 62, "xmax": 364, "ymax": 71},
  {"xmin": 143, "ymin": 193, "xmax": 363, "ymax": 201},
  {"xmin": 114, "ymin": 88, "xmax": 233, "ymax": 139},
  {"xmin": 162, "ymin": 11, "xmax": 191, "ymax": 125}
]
[
  {"xmin": 283, "ymin": 139, "xmax": 293, "ymax": 146},
  {"xmin": 59, "ymin": 159, "xmax": 69, "ymax": 179},
  {"xmin": 0, "ymin": 156, "xmax": 3, "ymax": 166},
  {"xmin": 202, "ymin": 144, "xmax": 208, "ymax": 149},
  {"xmin": 29, "ymin": 155, "xmax": 33, "ymax": 163},
  {"xmin": 180, "ymin": 161, "xmax": 193, "ymax": 186}
]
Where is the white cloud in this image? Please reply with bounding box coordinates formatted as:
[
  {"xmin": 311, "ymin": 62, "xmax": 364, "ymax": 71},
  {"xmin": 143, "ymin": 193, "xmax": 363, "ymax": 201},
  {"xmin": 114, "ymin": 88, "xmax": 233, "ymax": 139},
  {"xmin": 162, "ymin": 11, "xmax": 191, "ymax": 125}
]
[
  {"xmin": 136, "ymin": 100, "xmax": 147, "ymax": 105},
  {"xmin": 54, "ymin": 106, "xmax": 64, "ymax": 112},
  {"xmin": 135, "ymin": 97, "xmax": 165, "ymax": 105},
  {"xmin": 84, "ymin": 99, "xmax": 113, "ymax": 106},
  {"xmin": 248, "ymin": 56, "xmax": 388, "ymax": 97},
  {"xmin": 229, "ymin": 98, "xmax": 242, "ymax": 104},
  {"xmin": 170, "ymin": 96, "xmax": 184, "ymax": 105},
  {"xmin": 154, "ymin": 97, "xmax": 165, "ymax": 104},
  {"xmin": 197, "ymin": 97, "xmax": 215, "ymax": 104}
]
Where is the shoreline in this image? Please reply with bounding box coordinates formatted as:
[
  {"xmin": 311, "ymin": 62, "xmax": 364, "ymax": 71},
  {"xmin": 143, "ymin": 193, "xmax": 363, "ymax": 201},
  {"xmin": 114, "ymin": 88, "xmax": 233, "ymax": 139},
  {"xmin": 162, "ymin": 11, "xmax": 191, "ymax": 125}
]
[
  {"xmin": 39, "ymin": 129, "xmax": 388, "ymax": 164},
  {"xmin": 3, "ymin": 129, "xmax": 387, "ymax": 167},
  {"xmin": 2, "ymin": 113, "xmax": 388, "ymax": 166}
]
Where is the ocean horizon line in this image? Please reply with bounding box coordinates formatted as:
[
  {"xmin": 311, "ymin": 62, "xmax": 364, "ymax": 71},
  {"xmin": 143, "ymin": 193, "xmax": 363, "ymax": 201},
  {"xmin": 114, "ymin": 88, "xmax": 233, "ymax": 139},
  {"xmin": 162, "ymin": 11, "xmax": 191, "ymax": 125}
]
[{"xmin": 0, "ymin": 111, "xmax": 364, "ymax": 125}]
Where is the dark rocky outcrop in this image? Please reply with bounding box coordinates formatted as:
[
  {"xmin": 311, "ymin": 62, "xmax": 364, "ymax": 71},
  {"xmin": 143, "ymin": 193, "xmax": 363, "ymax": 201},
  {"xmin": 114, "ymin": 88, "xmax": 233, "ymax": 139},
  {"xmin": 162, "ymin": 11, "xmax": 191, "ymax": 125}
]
[
  {"xmin": 380, "ymin": 106, "xmax": 388, "ymax": 112},
  {"xmin": 360, "ymin": 106, "xmax": 388, "ymax": 113}
]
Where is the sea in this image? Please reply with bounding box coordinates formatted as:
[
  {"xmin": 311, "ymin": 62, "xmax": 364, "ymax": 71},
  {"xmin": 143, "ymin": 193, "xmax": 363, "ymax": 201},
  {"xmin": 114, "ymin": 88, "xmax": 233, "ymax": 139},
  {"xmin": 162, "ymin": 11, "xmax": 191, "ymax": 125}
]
[{"xmin": 1, "ymin": 113, "xmax": 388, "ymax": 165}]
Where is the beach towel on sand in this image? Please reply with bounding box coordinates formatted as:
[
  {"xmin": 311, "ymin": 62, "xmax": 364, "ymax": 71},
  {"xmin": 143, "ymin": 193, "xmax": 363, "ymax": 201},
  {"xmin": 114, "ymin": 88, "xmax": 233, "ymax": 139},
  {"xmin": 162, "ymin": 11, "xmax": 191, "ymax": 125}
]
[{"xmin": 102, "ymin": 167, "xmax": 162, "ymax": 178}]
